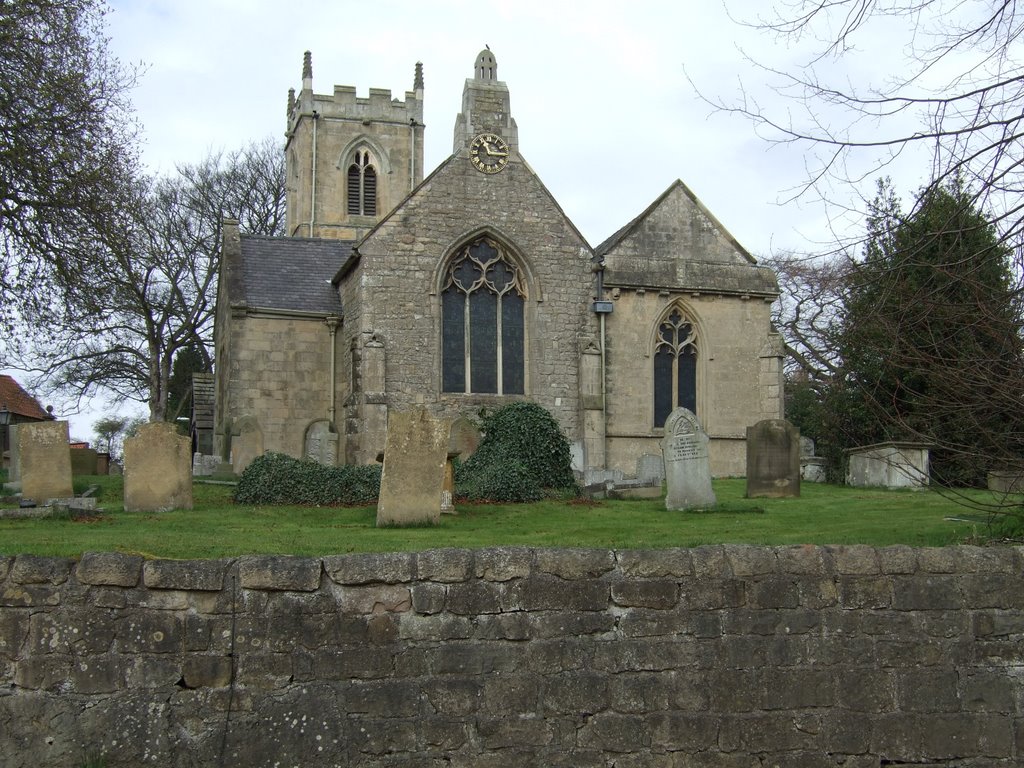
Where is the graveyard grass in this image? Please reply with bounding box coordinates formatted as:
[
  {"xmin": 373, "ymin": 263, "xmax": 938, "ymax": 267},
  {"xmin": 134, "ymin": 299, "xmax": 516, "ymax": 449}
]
[{"xmin": 1, "ymin": 474, "xmax": 1016, "ymax": 558}]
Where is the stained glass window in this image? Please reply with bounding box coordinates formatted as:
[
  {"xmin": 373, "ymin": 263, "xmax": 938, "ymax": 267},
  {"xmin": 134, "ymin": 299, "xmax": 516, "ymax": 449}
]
[
  {"xmin": 654, "ymin": 308, "xmax": 698, "ymax": 427},
  {"xmin": 441, "ymin": 238, "xmax": 526, "ymax": 394}
]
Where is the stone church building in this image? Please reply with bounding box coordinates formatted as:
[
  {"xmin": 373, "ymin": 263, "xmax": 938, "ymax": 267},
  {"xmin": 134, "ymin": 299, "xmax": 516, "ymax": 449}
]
[{"xmin": 214, "ymin": 49, "xmax": 783, "ymax": 478}]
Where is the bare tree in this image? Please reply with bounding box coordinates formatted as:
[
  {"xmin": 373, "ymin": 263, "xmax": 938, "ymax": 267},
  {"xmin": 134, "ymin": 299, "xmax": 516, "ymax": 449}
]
[
  {"xmin": 712, "ymin": 1, "xmax": 1024, "ymax": 253},
  {"xmin": 0, "ymin": 0, "xmax": 138, "ymax": 328},
  {"xmin": 12, "ymin": 138, "xmax": 286, "ymax": 421},
  {"xmin": 712, "ymin": 3, "xmax": 1024, "ymax": 519},
  {"xmin": 762, "ymin": 250, "xmax": 849, "ymax": 381}
]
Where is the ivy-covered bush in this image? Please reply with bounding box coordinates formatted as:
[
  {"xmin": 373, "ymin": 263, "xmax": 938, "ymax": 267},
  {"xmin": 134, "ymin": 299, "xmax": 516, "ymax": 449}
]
[
  {"xmin": 235, "ymin": 452, "xmax": 381, "ymax": 506},
  {"xmin": 456, "ymin": 402, "xmax": 577, "ymax": 502}
]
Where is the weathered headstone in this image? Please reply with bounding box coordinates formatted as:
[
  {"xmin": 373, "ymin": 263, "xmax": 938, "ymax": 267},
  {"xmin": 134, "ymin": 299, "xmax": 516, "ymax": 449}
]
[
  {"xmin": 846, "ymin": 442, "xmax": 930, "ymax": 489},
  {"xmin": 448, "ymin": 416, "xmax": 481, "ymax": 459},
  {"xmin": 661, "ymin": 408, "xmax": 716, "ymax": 510},
  {"xmin": 304, "ymin": 419, "xmax": 339, "ymax": 465},
  {"xmin": 376, "ymin": 408, "xmax": 451, "ymax": 527},
  {"xmin": 636, "ymin": 453, "xmax": 665, "ymax": 486},
  {"xmin": 746, "ymin": 419, "xmax": 801, "ymax": 498},
  {"xmin": 70, "ymin": 446, "xmax": 99, "ymax": 476},
  {"xmin": 124, "ymin": 423, "xmax": 193, "ymax": 512},
  {"xmin": 988, "ymin": 467, "xmax": 1024, "ymax": 494},
  {"xmin": 20, "ymin": 421, "xmax": 74, "ymax": 502},
  {"xmin": 231, "ymin": 415, "xmax": 264, "ymax": 475}
]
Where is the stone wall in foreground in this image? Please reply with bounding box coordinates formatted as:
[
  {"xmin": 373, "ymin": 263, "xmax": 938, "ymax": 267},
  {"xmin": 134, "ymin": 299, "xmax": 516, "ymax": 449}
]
[{"xmin": 1, "ymin": 545, "xmax": 1022, "ymax": 767}]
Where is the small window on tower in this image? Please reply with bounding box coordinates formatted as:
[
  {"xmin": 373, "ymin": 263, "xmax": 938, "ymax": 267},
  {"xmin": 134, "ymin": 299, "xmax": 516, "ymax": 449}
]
[{"xmin": 347, "ymin": 150, "xmax": 377, "ymax": 216}]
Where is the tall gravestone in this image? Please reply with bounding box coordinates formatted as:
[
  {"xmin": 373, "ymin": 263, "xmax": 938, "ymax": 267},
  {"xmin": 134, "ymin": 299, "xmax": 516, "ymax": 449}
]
[
  {"xmin": 231, "ymin": 415, "xmax": 264, "ymax": 475},
  {"xmin": 124, "ymin": 422, "xmax": 193, "ymax": 512},
  {"xmin": 746, "ymin": 419, "xmax": 801, "ymax": 498},
  {"xmin": 19, "ymin": 421, "xmax": 73, "ymax": 502},
  {"xmin": 376, "ymin": 409, "xmax": 451, "ymax": 527},
  {"xmin": 304, "ymin": 419, "xmax": 338, "ymax": 466},
  {"xmin": 661, "ymin": 408, "xmax": 716, "ymax": 510}
]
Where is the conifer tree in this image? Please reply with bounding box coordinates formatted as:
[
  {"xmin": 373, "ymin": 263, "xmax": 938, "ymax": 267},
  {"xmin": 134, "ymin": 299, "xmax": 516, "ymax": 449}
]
[{"xmin": 831, "ymin": 178, "xmax": 1024, "ymax": 485}]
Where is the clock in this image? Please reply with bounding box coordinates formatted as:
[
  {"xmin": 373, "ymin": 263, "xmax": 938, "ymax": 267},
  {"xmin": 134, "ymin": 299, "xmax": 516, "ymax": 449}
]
[{"xmin": 470, "ymin": 133, "xmax": 510, "ymax": 174}]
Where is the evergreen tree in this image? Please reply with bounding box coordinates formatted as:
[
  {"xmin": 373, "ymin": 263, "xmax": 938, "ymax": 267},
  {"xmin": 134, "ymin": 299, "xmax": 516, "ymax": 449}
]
[{"xmin": 831, "ymin": 178, "xmax": 1024, "ymax": 485}]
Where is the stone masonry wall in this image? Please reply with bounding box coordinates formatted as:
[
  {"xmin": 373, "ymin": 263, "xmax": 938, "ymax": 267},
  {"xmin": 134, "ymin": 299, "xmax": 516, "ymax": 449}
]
[
  {"xmin": 1, "ymin": 546, "xmax": 1022, "ymax": 767},
  {"xmin": 223, "ymin": 313, "xmax": 341, "ymax": 460},
  {"xmin": 346, "ymin": 153, "xmax": 597, "ymax": 454}
]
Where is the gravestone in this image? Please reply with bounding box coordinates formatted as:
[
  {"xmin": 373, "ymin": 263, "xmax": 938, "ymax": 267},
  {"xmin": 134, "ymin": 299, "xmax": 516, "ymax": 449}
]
[
  {"xmin": 988, "ymin": 468, "xmax": 1024, "ymax": 494},
  {"xmin": 376, "ymin": 408, "xmax": 451, "ymax": 527},
  {"xmin": 124, "ymin": 422, "xmax": 193, "ymax": 512},
  {"xmin": 449, "ymin": 416, "xmax": 481, "ymax": 459},
  {"xmin": 846, "ymin": 442, "xmax": 930, "ymax": 489},
  {"xmin": 799, "ymin": 435, "xmax": 826, "ymax": 482},
  {"xmin": 746, "ymin": 419, "xmax": 801, "ymax": 498},
  {"xmin": 636, "ymin": 453, "xmax": 665, "ymax": 486},
  {"xmin": 20, "ymin": 421, "xmax": 73, "ymax": 502},
  {"xmin": 231, "ymin": 415, "xmax": 264, "ymax": 475},
  {"xmin": 661, "ymin": 408, "xmax": 716, "ymax": 510},
  {"xmin": 70, "ymin": 446, "xmax": 99, "ymax": 476},
  {"xmin": 304, "ymin": 419, "xmax": 339, "ymax": 465}
]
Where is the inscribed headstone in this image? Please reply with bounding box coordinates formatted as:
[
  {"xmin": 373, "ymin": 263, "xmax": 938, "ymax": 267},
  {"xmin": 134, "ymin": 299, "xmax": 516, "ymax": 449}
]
[
  {"xmin": 304, "ymin": 420, "xmax": 339, "ymax": 465},
  {"xmin": 745, "ymin": 419, "xmax": 801, "ymax": 498},
  {"xmin": 376, "ymin": 408, "xmax": 451, "ymax": 527},
  {"xmin": 231, "ymin": 415, "xmax": 264, "ymax": 475},
  {"xmin": 19, "ymin": 421, "xmax": 73, "ymax": 502},
  {"xmin": 124, "ymin": 422, "xmax": 193, "ymax": 512},
  {"xmin": 661, "ymin": 408, "xmax": 716, "ymax": 510}
]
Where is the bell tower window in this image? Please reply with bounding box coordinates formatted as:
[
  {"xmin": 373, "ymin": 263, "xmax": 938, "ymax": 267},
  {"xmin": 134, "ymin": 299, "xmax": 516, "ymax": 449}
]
[
  {"xmin": 347, "ymin": 150, "xmax": 377, "ymax": 216},
  {"xmin": 441, "ymin": 238, "xmax": 525, "ymax": 395},
  {"xmin": 654, "ymin": 306, "xmax": 698, "ymax": 427}
]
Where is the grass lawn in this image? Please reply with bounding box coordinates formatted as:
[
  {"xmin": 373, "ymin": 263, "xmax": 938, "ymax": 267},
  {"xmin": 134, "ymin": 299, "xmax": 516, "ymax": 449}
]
[{"xmin": 1, "ymin": 475, "xmax": 1015, "ymax": 559}]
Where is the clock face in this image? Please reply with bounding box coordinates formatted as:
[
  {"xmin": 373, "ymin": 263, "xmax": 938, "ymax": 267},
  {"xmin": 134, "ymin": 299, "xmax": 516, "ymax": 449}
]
[{"xmin": 470, "ymin": 133, "xmax": 510, "ymax": 174}]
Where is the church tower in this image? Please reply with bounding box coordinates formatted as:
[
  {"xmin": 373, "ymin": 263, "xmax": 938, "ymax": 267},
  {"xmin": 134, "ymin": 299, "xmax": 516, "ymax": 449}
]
[
  {"xmin": 453, "ymin": 47, "xmax": 518, "ymax": 154},
  {"xmin": 284, "ymin": 51, "xmax": 425, "ymax": 239}
]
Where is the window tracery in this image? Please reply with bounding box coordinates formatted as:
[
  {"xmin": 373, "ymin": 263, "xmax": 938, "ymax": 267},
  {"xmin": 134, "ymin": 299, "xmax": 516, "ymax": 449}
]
[
  {"xmin": 441, "ymin": 238, "xmax": 525, "ymax": 394},
  {"xmin": 347, "ymin": 149, "xmax": 377, "ymax": 216},
  {"xmin": 654, "ymin": 306, "xmax": 698, "ymax": 427}
]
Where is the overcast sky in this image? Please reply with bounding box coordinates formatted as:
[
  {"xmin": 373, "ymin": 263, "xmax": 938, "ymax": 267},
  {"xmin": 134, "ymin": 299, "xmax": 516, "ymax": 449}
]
[
  {"xmin": 40, "ymin": 0, "xmax": 934, "ymax": 440},
  {"xmin": 104, "ymin": 0, "xmax": 919, "ymax": 252}
]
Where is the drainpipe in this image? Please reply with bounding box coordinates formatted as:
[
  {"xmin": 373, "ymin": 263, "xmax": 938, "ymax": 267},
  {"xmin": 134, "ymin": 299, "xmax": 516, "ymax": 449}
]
[
  {"xmin": 409, "ymin": 119, "xmax": 416, "ymax": 192},
  {"xmin": 310, "ymin": 110, "xmax": 319, "ymax": 236},
  {"xmin": 325, "ymin": 315, "xmax": 340, "ymax": 424},
  {"xmin": 591, "ymin": 260, "xmax": 613, "ymax": 465}
]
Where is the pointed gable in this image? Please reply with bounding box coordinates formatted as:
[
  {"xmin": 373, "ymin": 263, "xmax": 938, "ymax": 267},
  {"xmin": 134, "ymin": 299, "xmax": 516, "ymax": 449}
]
[{"xmin": 598, "ymin": 180, "xmax": 777, "ymax": 297}]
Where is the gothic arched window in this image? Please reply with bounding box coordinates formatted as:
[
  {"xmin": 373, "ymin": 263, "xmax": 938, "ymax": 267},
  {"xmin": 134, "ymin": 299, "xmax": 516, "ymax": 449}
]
[
  {"xmin": 441, "ymin": 238, "xmax": 525, "ymax": 394},
  {"xmin": 654, "ymin": 307, "xmax": 698, "ymax": 427},
  {"xmin": 347, "ymin": 150, "xmax": 377, "ymax": 216}
]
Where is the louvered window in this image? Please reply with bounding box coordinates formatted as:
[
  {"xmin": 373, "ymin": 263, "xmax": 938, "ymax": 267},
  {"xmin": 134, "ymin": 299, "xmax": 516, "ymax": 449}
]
[
  {"xmin": 346, "ymin": 150, "xmax": 377, "ymax": 216},
  {"xmin": 441, "ymin": 238, "xmax": 525, "ymax": 395},
  {"xmin": 654, "ymin": 307, "xmax": 698, "ymax": 427}
]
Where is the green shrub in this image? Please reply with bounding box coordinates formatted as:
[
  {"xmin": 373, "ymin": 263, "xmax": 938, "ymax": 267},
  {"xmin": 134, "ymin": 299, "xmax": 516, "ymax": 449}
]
[
  {"xmin": 456, "ymin": 402, "xmax": 576, "ymax": 502},
  {"xmin": 235, "ymin": 453, "xmax": 381, "ymax": 506}
]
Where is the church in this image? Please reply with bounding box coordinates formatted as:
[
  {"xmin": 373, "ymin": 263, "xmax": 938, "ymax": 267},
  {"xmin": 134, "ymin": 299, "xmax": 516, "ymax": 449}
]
[{"xmin": 213, "ymin": 49, "xmax": 783, "ymax": 478}]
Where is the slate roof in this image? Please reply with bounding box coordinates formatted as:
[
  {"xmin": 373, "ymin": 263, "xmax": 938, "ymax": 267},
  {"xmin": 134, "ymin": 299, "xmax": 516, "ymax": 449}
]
[
  {"xmin": 0, "ymin": 375, "xmax": 52, "ymax": 420},
  {"xmin": 237, "ymin": 235, "xmax": 350, "ymax": 314}
]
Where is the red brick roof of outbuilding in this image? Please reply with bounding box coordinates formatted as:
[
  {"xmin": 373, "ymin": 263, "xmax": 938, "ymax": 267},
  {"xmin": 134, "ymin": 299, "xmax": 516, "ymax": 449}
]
[{"xmin": 0, "ymin": 375, "xmax": 53, "ymax": 420}]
